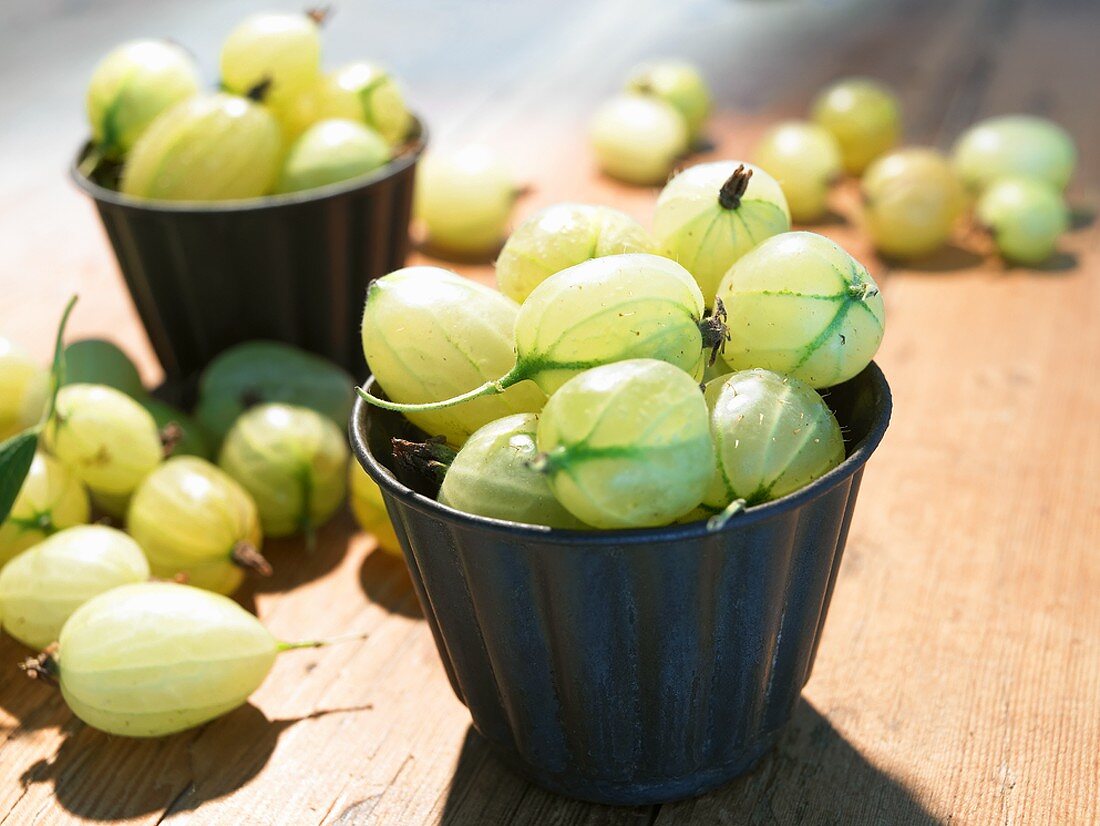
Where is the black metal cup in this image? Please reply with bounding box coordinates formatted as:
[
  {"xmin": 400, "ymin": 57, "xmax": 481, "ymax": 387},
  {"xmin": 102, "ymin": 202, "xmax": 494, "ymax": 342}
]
[
  {"xmin": 349, "ymin": 363, "xmax": 891, "ymax": 805},
  {"xmin": 72, "ymin": 120, "xmax": 427, "ymax": 380}
]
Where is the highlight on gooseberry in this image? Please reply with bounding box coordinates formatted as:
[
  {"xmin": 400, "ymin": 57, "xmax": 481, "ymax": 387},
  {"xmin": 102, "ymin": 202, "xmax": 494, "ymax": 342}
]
[
  {"xmin": 436, "ymin": 413, "xmax": 589, "ymax": 529},
  {"xmin": 62, "ymin": 339, "xmax": 146, "ymax": 399},
  {"xmin": 715, "ymin": 231, "xmax": 885, "ymax": 389},
  {"xmin": 44, "ymin": 383, "xmax": 163, "ymax": 499},
  {"xmin": 0, "ymin": 525, "xmax": 149, "ymax": 650},
  {"xmin": 653, "ymin": 160, "xmax": 791, "ymax": 305},
  {"xmin": 86, "ymin": 39, "xmax": 201, "ymax": 160},
  {"xmin": 752, "ymin": 121, "xmax": 842, "ymax": 223},
  {"xmin": 589, "ymin": 93, "xmax": 688, "ymax": 185},
  {"xmin": 414, "ymin": 145, "xmax": 519, "ymax": 257},
  {"xmin": 219, "ymin": 10, "xmax": 323, "ymax": 104},
  {"xmin": 195, "ymin": 340, "xmax": 355, "ymax": 450},
  {"xmin": 495, "ymin": 203, "xmax": 655, "ymax": 303},
  {"xmin": 625, "ymin": 60, "xmax": 711, "ymax": 142},
  {"xmin": 276, "ymin": 118, "xmax": 390, "ymax": 194},
  {"xmin": 701, "ymin": 369, "xmax": 845, "ymax": 516},
  {"xmin": 532, "ymin": 359, "xmax": 715, "ymax": 529},
  {"xmin": 219, "ymin": 404, "xmax": 349, "ymax": 538},
  {"xmin": 952, "ymin": 114, "xmax": 1076, "ymax": 194},
  {"xmin": 861, "ymin": 147, "xmax": 966, "ymax": 260},
  {"xmin": 348, "ymin": 461, "xmax": 401, "ymax": 555},
  {"xmin": 360, "ymin": 267, "xmax": 546, "ymax": 446},
  {"xmin": 0, "ymin": 338, "xmax": 49, "ymax": 441},
  {"xmin": 127, "ymin": 457, "xmax": 266, "ymax": 595},
  {"xmin": 811, "ymin": 77, "xmax": 901, "ymax": 175},
  {"xmin": 121, "ymin": 92, "xmax": 283, "ymax": 201},
  {"xmin": 0, "ymin": 453, "xmax": 90, "ymax": 569},
  {"xmin": 360, "ymin": 254, "xmax": 727, "ymax": 418},
  {"xmin": 976, "ymin": 177, "xmax": 1069, "ymax": 266}
]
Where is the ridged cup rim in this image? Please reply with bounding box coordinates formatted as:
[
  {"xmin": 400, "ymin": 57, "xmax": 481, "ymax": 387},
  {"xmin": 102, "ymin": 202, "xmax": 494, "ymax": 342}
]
[
  {"xmin": 349, "ymin": 362, "xmax": 892, "ymax": 546},
  {"xmin": 70, "ymin": 115, "xmax": 428, "ymax": 214}
]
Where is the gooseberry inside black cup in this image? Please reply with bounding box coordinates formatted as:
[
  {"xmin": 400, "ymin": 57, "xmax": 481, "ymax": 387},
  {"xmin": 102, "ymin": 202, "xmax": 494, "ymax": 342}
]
[
  {"xmin": 349, "ymin": 362, "xmax": 892, "ymax": 806},
  {"xmin": 71, "ymin": 118, "xmax": 427, "ymax": 381}
]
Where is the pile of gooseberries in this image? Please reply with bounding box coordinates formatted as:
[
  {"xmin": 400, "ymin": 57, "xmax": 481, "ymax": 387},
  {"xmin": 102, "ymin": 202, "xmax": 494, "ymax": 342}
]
[{"xmin": 84, "ymin": 11, "xmax": 417, "ymax": 202}]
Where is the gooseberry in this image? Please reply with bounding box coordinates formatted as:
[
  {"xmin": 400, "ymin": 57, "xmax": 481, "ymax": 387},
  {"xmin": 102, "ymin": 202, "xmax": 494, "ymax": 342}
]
[
  {"xmin": 327, "ymin": 62, "xmax": 413, "ymax": 146},
  {"xmin": 952, "ymin": 114, "xmax": 1075, "ymax": 193},
  {"xmin": 0, "ymin": 338, "xmax": 48, "ymax": 440},
  {"xmin": 811, "ymin": 77, "xmax": 901, "ymax": 175},
  {"xmin": 589, "ymin": 94, "xmax": 688, "ymax": 185},
  {"xmin": 348, "ymin": 462, "xmax": 401, "ymax": 555},
  {"xmin": 752, "ymin": 121, "xmax": 842, "ymax": 223},
  {"xmin": 715, "ymin": 231, "xmax": 885, "ymax": 388},
  {"xmin": 0, "ymin": 452, "xmax": 90, "ymax": 569},
  {"xmin": 219, "ymin": 10, "xmax": 323, "ymax": 104},
  {"xmin": 625, "ymin": 60, "xmax": 711, "ymax": 141},
  {"xmin": 275, "ymin": 118, "xmax": 390, "ymax": 194},
  {"xmin": 977, "ymin": 177, "xmax": 1069, "ymax": 266}
]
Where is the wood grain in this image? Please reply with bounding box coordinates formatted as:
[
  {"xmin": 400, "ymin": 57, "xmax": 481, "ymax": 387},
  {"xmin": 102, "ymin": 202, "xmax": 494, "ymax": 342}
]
[{"xmin": 1, "ymin": 0, "xmax": 1098, "ymax": 823}]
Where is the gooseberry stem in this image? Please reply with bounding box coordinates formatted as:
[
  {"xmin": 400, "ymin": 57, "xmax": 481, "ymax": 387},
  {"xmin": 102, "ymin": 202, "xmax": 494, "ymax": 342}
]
[
  {"xmin": 847, "ymin": 282, "xmax": 879, "ymax": 301},
  {"xmin": 306, "ymin": 6, "xmax": 332, "ymax": 25},
  {"xmin": 717, "ymin": 165, "xmax": 753, "ymax": 209},
  {"xmin": 276, "ymin": 631, "xmax": 370, "ymax": 652},
  {"xmin": 231, "ymin": 541, "xmax": 273, "ymax": 577},
  {"xmin": 159, "ymin": 422, "xmax": 184, "ymax": 458},
  {"xmin": 357, "ymin": 366, "xmax": 525, "ymax": 414},
  {"xmin": 246, "ymin": 77, "xmax": 273, "ymax": 103},
  {"xmin": 706, "ymin": 498, "xmax": 747, "ymax": 532},
  {"xmin": 20, "ymin": 645, "xmax": 60, "ymax": 686},
  {"xmin": 392, "ymin": 437, "xmax": 456, "ymax": 484},
  {"xmin": 700, "ymin": 298, "xmax": 731, "ymax": 366}
]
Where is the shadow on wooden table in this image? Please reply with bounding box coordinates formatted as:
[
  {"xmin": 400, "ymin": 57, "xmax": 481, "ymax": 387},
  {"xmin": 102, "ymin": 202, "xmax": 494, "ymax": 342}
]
[
  {"xmin": 358, "ymin": 545, "xmax": 422, "ymax": 618},
  {"xmin": 438, "ymin": 699, "xmax": 940, "ymax": 825}
]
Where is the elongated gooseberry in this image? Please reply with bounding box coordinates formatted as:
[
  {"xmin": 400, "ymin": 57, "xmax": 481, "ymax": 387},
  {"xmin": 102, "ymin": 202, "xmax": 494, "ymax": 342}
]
[
  {"xmin": 0, "ymin": 338, "xmax": 48, "ymax": 440},
  {"xmin": 219, "ymin": 10, "xmax": 323, "ymax": 104},
  {"xmin": 195, "ymin": 340, "xmax": 354, "ymax": 450},
  {"xmin": 715, "ymin": 231, "xmax": 885, "ymax": 388},
  {"xmin": 361, "ymin": 254, "xmax": 726, "ymax": 418},
  {"xmin": 44, "ymin": 384, "xmax": 162, "ymax": 499},
  {"xmin": 0, "ymin": 453, "xmax": 90, "ymax": 569},
  {"xmin": 127, "ymin": 457, "xmax": 266, "ymax": 594},
  {"xmin": 25, "ymin": 582, "xmax": 311, "ymax": 737},
  {"xmin": 589, "ymin": 94, "xmax": 688, "ymax": 185},
  {"xmin": 625, "ymin": 60, "xmax": 711, "ymax": 141},
  {"xmin": 701, "ymin": 369, "xmax": 844, "ymax": 515},
  {"xmin": 415, "ymin": 145, "xmax": 519, "ymax": 256},
  {"xmin": 0, "ymin": 525, "xmax": 149, "ymax": 650},
  {"xmin": 121, "ymin": 93, "xmax": 282, "ymax": 201},
  {"xmin": 86, "ymin": 40, "xmax": 201, "ymax": 160},
  {"xmin": 977, "ymin": 177, "xmax": 1069, "ymax": 266},
  {"xmin": 276, "ymin": 119, "xmax": 390, "ymax": 194},
  {"xmin": 861, "ymin": 148, "xmax": 966, "ymax": 260},
  {"xmin": 360, "ymin": 267, "xmax": 545, "ymax": 446},
  {"xmin": 142, "ymin": 399, "xmax": 210, "ymax": 460},
  {"xmin": 952, "ymin": 115, "xmax": 1076, "ymax": 194},
  {"xmin": 348, "ymin": 462, "xmax": 400, "ymax": 555},
  {"xmin": 811, "ymin": 78, "xmax": 901, "ymax": 175},
  {"xmin": 752, "ymin": 121, "xmax": 842, "ymax": 223},
  {"xmin": 653, "ymin": 161, "xmax": 791, "ymax": 305},
  {"xmin": 495, "ymin": 202, "xmax": 655, "ymax": 303},
  {"xmin": 437, "ymin": 413, "xmax": 589, "ymax": 528},
  {"xmin": 219, "ymin": 404, "xmax": 348, "ymax": 538},
  {"xmin": 533, "ymin": 359, "xmax": 713, "ymax": 529},
  {"xmin": 62, "ymin": 339, "xmax": 146, "ymax": 399}
]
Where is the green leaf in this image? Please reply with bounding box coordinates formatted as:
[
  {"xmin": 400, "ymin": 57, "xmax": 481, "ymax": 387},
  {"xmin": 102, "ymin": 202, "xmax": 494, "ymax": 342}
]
[
  {"xmin": 42, "ymin": 295, "xmax": 79, "ymax": 426},
  {"xmin": 0, "ymin": 429, "xmax": 39, "ymax": 523}
]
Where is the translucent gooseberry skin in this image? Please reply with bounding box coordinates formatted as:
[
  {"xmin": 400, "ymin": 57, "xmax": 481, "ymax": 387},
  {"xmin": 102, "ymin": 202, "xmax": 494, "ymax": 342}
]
[
  {"xmin": 861, "ymin": 148, "xmax": 967, "ymax": 260},
  {"xmin": 589, "ymin": 94, "xmax": 689, "ymax": 186},
  {"xmin": 495, "ymin": 203, "xmax": 655, "ymax": 303},
  {"xmin": 218, "ymin": 404, "xmax": 349, "ymax": 538},
  {"xmin": 219, "ymin": 12, "xmax": 321, "ymax": 104},
  {"xmin": 127, "ymin": 457, "xmax": 262, "ymax": 595},
  {"xmin": 438, "ymin": 413, "xmax": 589, "ymax": 529},
  {"xmin": 414, "ymin": 146, "xmax": 518, "ymax": 256},
  {"xmin": 276, "ymin": 118, "xmax": 391, "ymax": 194},
  {"xmin": 752, "ymin": 121, "xmax": 843, "ymax": 223},
  {"xmin": 952, "ymin": 115, "xmax": 1076, "ymax": 194},
  {"xmin": 55, "ymin": 582, "xmax": 278, "ymax": 738},
  {"xmin": 0, "ymin": 525, "xmax": 149, "ymax": 650},
  {"xmin": 715, "ymin": 231, "xmax": 886, "ymax": 389},
  {"xmin": 811, "ymin": 78, "xmax": 901, "ymax": 175},
  {"xmin": 86, "ymin": 39, "xmax": 201, "ymax": 159},
  {"xmin": 654, "ymin": 160, "xmax": 791, "ymax": 306},
  {"xmin": 195, "ymin": 340, "xmax": 354, "ymax": 450},
  {"xmin": 121, "ymin": 93, "xmax": 283, "ymax": 201},
  {"xmin": 348, "ymin": 462, "xmax": 401, "ymax": 555},
  {"xmin": 44, "ymin": 384, "xmax": 163, "ymax": 499},
  {"xmin": 0, "ymin": 453, "xmax": 90, "ymax": 569},
  {"xmin": 536, "ymin": 359, "xmax": 714, "ymax": 529},
  {"xmin": 977, "ymin": 178, "xmax": 1069, "ymax": 266},
  {"xmin": 62, "ymin": 339, "xmax": 146, "ymax": 399},
  {"xmin": 702, "ymin": 369, "xmax": 845, "ymax": 511},
  {"xmin": 625, "ymin": 60, "xmax": 711, "ymax": 141},
  {"xmin": 361, "ymin": 267, "xmax": 545, "ymax": 446},
  {"xmin": 0, "ymin": 338, "xmax": 48, "ymax": 440}
]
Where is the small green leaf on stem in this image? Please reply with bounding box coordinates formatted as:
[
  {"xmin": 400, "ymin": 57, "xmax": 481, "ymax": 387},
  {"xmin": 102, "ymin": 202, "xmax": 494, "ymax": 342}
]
[{"xmin": 0, "ymin": 430, "xmax": 39, "ymax": 523}]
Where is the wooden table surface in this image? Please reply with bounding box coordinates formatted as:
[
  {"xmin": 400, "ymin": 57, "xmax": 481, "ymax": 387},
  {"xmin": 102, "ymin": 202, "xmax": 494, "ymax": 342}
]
[{"xmin": 1, "ymin": 0, "xmax": 1098, "ymax": 823}]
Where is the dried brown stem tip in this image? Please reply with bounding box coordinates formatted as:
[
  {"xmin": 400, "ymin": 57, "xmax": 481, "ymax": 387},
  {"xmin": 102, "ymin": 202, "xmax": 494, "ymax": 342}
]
[
  {"xmin": 20, "ymin": 645, "xmax": 60, "ymax": 686},
  {"xmin": 246, "ymin": 77, "xmax": 273, "ymax": 103},
  {"xmin": 700, "ymin": 298, "xmax": 731, "ymax": 366},
  {"xmin": 231, "ymin": 542, "xmax": 273, "ymax": 577},
  {"xmin": 306, "ymin": 6, "xmax": 332, "ymax": 25},
  {"xmin": 718, "ymin": 164, "xmax": 753, "ymax": 209},
  {"xmin": 160, "ymin": 423, "xmax": 184, "ymax": 458},
  {"xmin": 392, "ymin": 437, "xmax": 457, "ymax": 486}
]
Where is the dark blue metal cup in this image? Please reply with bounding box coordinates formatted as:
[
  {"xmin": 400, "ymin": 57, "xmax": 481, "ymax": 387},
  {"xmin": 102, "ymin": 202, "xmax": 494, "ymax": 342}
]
[{"xmin": 349, "ymin": 363, "xmax": 891, "ymax": 805}]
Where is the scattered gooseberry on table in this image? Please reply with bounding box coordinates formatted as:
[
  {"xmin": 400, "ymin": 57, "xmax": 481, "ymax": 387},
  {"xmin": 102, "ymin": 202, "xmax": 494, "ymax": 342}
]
[
  {"xmin": 811, "ymin": 77, "xmax": 901, "ymax": 175},
  {"xmin": 976, "ymin": 177, "xmax": 1069, "ymax": 266},
  {"xmin": 348, "ymin": 462, "xmax": 401, "ymax": 555},
  {"xmin": 625, "ymin": 60, "xmax": 711, "ymax": 142},
  {"xmin": 752, "ymin": 121, "xmax": 842, "ymax": 223},
  {"xmin": 589, "ymin": 94, "xmax": 689, "ymax": 186},
  {"xmin": 952, "ymin": 114, "xmax": 1076, "ymax": 194}
]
